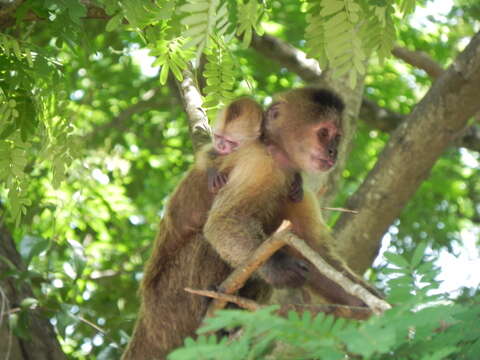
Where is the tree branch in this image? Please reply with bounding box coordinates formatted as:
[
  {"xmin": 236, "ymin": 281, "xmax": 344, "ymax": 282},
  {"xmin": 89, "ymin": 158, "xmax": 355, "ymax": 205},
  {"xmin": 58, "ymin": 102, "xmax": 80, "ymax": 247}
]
[
  {"xmin": 186, "ymin": 288, "xmax": 261, "ymax": 311},
  {"xmin": 0, "ymin": 224, "xmax": 66, "ymax": 359},
  {"xmin": 283, "ymin": 235, "xmax": 390, "ymax": 315},
  {"xmin": 391, "ymin": 45, "xmax": 480, "ymax": 152},
  {"xmin": 175, "ymin": 69, "xmax": 212, "ymax": 152},
  {"xmin": 334, "ymin": 32, "xmax": 480, "ymax": 273},
  {"xmin": 205, "ymin": 230, "xmax": 390, "ymax": 317},
  {"xmin": 206, "ymin": 232, "xmax": 287, "ymax": 315},
  {"xmin": 250, "ymin": 34, "xmax": 479, "ymax": 153},
  {"xmin": 251, "ymin": 33, "xmax": 322, "ymax": 83},
  {"xmin": 187, "ymin": 288, "xmax": 373, "ymax": 320},
  {"xmin": 391, "ymin": 46, "xmax": 445, "ymax": 79}
]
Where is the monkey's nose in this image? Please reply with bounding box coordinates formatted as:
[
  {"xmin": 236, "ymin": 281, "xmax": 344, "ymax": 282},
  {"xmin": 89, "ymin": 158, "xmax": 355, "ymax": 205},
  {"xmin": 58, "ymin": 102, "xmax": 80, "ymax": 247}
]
[{"xmin": 328, "ymin": 147, "xmax": 337, "ymax": 158}]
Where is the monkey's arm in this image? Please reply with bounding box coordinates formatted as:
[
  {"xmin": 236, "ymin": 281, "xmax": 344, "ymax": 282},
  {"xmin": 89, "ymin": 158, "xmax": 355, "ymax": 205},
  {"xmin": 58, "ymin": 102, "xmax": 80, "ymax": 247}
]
[
  {"xmin": 204, "ymin": 144, "xmax": 308, "ymax": 288},
  {"xmin": 194, "ymin": 143, "xmax": 229, "ymax": 193}
]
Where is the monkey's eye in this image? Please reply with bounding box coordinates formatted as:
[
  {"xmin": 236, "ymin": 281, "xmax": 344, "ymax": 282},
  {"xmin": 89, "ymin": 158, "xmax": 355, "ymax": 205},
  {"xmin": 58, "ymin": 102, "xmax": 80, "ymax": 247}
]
[{"xmin": 318, "ymin": 128, "xmax": 329, "ymax": 138}]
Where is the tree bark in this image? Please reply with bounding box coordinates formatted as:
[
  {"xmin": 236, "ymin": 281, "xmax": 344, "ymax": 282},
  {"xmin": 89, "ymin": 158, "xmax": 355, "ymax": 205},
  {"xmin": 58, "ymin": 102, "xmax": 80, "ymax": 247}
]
[
  {"xmin": 334, "ymin": 32, "xmax": 480, "ymax": 273},
  {"xmin": 176, "ymin": 69, "xmax": 212, "ymax": 152},
  {"xmin": 0, "ymin": 224, "xmax": 66, "ymax": 360}
]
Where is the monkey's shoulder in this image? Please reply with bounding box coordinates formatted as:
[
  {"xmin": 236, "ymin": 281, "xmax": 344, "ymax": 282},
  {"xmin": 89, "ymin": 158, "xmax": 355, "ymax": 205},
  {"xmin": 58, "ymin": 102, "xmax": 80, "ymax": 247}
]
[{"xmin": 224, "ymin": 142, "xmax": 288, "ymax": 190}]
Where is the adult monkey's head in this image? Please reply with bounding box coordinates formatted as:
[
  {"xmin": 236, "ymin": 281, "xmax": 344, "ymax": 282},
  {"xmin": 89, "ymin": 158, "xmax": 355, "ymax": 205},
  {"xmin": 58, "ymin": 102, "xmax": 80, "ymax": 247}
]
[{"xmin": 264, "ymin": 87, "xmax": 345, "ymax": 172}]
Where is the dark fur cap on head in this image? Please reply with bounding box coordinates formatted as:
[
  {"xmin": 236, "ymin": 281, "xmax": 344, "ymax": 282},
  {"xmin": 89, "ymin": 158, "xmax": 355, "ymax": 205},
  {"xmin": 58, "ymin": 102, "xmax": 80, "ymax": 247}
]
[{"xmin": 307, "ymin": 88, "xmax": 345, "ymax": 114}]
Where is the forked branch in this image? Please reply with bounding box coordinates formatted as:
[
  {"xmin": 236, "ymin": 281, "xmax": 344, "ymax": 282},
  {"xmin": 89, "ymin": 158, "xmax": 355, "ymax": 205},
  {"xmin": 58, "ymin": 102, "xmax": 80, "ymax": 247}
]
[{"xmin": 195, "ymin": 230, "xmax": 390, "ymax": 318}]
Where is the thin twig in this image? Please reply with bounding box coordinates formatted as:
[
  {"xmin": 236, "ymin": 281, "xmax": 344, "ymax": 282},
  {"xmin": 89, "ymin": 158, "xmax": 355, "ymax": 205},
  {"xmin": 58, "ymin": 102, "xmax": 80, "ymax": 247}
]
[
  {"xmin": 206, "ymin": 232, "xmax": 287, "ymax": 316},
  {"xmin": 321, "ymin": 207, "xmax": 358, "ymax": 214},
  {"xmin": 78, "ymin": 316, "xmax": 105, "ymax": 334},
  {"xmin": 189, "ymin": 287, "xmax": 373, "ymax": 320},
  {"xmin": 5, "ymin": 307, "xmax": 21, "ymax": 315},
  {"xmin": 185, "ymin": 288, "xmax": 260, "ymax": 311}
]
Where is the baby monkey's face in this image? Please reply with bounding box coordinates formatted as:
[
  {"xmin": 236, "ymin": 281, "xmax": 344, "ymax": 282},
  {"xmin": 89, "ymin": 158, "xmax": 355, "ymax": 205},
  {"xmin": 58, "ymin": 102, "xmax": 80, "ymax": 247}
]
[{"xmin": 213, "ymin": 133, "xmax": 239, "ymax": 155}]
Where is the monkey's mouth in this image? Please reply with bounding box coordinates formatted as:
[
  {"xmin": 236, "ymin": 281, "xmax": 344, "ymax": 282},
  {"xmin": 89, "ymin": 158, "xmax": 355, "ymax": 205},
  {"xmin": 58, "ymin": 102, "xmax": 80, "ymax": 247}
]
[{"xmin": 311, "ymin": 155, "xmax": 335, "ymax": 169}]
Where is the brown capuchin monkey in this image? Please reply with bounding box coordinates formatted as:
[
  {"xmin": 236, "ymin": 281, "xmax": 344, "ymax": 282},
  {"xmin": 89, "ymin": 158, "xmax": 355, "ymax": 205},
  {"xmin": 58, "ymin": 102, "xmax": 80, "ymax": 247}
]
[
  {"xmin": 205, "ymin": 87, "xmax": 380, "ymax": 300},
  {"xmin": 122, "ymin": 89, "xmax": 379, "ymax": 360},
  {"xmin": 203, "ymin": 98, "xmax": 303, "ymax": 202},
  {"xmin": 122, "ymin": 97, "xmax": 267, "ymax": 360}
]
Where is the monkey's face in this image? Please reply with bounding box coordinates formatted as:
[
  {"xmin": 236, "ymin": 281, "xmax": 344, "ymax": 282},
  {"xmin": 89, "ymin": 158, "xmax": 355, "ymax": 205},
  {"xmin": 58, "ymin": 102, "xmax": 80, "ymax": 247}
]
[
  {"xmin": 266, "ymin": 102, "xmax": 342, "ymax": 173},
  {"xmin": 288, "ymin": 119, "xmax": 341, "ymax": 172},
  {"xmin": 213, "ymin": 133, "xmax": 239, "ymax": 154},
  {"xmin": 213, "ymin": 110, "xmax": 261, "ymax": 155},
  {"xmin": 307, "ymin": 119, "xmax": 341, "ymax": 171}
]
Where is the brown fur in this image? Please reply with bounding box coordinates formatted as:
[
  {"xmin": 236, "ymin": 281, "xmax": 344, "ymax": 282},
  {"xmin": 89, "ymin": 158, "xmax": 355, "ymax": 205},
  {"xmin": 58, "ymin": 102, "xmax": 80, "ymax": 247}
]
[
  {"xmin": 205, "ymin": 98, "xmax": 264, "ymax": 193},
  {"xmin": 205, "ymin": 87, "xmax": 379, "ymax": 302},
  {"xmin": 122, "ymin": 99, "xmax": 266, "ymax": 360},
  {"xmin": 122, "ymin": 88, "xmax": 378, "ymax": 359}
]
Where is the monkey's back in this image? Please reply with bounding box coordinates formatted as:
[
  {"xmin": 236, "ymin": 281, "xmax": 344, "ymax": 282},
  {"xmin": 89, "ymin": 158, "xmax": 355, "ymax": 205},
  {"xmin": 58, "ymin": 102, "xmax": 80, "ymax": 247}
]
[
  {"xmin": 123, "ymin": 143, "xmax": 284, "ymax": 359},
  {"xmin": 123, "ymin": 229, "xmax": 231, "ymax": 360},
  {"xmin": 122, "ymin": 156, "xmax": 237, "ymax": 359}
]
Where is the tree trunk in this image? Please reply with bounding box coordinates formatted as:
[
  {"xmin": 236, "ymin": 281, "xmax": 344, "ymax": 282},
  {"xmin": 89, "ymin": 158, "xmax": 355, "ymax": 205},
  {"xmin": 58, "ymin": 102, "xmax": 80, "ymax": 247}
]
[
  {"xmin": 334, "ymin": 32, "xmax": 480, "ymax": 273},
  {"xmin": 0, "ymin": 225, "xmax": 67, "ymax": 360}
]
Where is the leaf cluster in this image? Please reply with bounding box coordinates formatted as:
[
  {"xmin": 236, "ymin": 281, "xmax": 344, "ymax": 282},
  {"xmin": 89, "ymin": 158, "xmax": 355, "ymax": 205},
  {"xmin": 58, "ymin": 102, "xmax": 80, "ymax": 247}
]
[{"xmin": 169, "ymin": 246, "xmax": 480, "ymax": 360}]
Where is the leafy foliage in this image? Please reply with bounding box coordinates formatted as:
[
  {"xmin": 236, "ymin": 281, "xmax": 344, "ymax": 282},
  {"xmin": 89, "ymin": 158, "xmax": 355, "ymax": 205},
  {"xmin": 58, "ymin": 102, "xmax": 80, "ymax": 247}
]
[
  {"xmin": 1, "ymin": 0, "xmax": 421, "ymax": 222},
  {"xmin": 170, "ymin": 246, "xmax": 480, "ymax": 360},
  {"xmin": 0, "ymin": 0, "xmax": 478, "ymax": 359},
  {"xmin": 305, "ymin": 0, "xmax": 410, "ymax": 88},
  {"xmin": 202, "ymin": 38, "xmax": 238, "ymax": 118},
  {"xmin": 236, "ymin": 0, "xmax": 267, "ymax": 47},
  {"xmin": 180, "ymin": 0, "xmax": 231, "ymax": 56}
]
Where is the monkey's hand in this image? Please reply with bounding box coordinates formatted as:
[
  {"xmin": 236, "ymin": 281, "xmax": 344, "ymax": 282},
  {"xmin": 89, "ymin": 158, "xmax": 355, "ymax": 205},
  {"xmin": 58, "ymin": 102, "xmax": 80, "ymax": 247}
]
[
  {"xmin": 259, "ymin": 251, "xmax": 309, "ymax": 288},
  {"xmin": 288, "ymin": 172, "xmax": 303, "ymax": 202},
  {"xmin": 207, "ymin": 167, "xmax": 229, "ymax": 194}
]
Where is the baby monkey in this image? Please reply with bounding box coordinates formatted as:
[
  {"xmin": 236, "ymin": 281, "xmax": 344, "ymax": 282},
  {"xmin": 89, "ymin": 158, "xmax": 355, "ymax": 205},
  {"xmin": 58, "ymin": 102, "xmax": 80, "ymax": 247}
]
[{"xmin": 203, "ymin": 98, "xmax": 303, "ymax": 202}]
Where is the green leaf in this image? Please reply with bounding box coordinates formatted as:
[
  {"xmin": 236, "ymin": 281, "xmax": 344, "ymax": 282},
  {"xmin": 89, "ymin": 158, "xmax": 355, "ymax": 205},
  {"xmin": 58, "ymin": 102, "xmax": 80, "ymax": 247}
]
[
  {"xmin": 106, "ymin": 12, "xmax": 123, "ymax": 32},
  {"xmin": 20, "ymin": 297, "xmax": 39, "ymax": 309},
  {"xmin": 19, "ymin": 235, "xmax": 50, "ymax": 265},
  {"xmin": 410, "ymin": 241, "xmax": 428, "ymax": 268},
  {"xmin": 183, "ymin": 24, "xmax": 208, "ymax": 38},
  {"xmin": 68, "ymin": 239, "xmax": 86, "ymax": 279},
  {"xmin": 325, "ymin": 8, "xmax": 347, "ymax": 27},
  {"xmin": 12, "ymin": 39, "xmax": 22, "ymax": 60},
  {"xmin": 384, "ymin": 252, "xmax": 410, "ymax": 268},
  {"xmin": 160, "ymin": 63, "xmax": 169, "ymax": 84},
  {"xmin": 68, "ymin": 0, "xmax": 87, "ymax": 24},
  {"xmin": 56, "ymin": 304, "xmax": 79, "ymax": 339},
  {"xmin": 178, "ymin": 3, "xmax": 210, "ymax": 12},
  {"xmin": 342, "ymin": 324, "xmax": 396, "ymax": 356},
  {"xmin": 320, "ymin": 1, "xmax": 344, "ymax": 17},
  {"xmin": 182, "ymin": 13, "xmax": 208, "ymax": 26}
]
